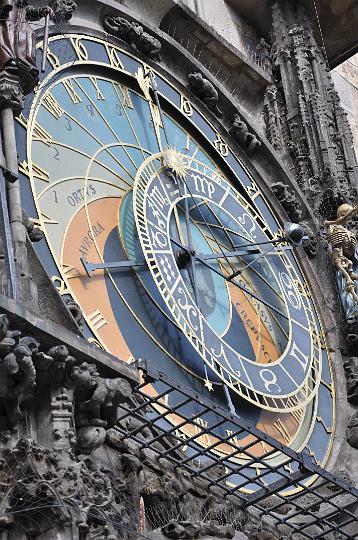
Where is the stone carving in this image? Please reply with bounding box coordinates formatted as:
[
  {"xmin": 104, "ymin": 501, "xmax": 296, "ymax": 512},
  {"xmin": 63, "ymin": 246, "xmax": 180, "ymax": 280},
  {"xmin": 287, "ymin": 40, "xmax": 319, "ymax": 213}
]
[
  {"xmin": 263, "ymin": 3, "xmax": 358, "ymax": 206},
  {"xmin": 271, "ymin": 182, "xmax": 318, "ymax": 258},
  {"xmin": 63, "ymin": 297, "xmax": 84, "ymax": 327},
  {"xmin": 160, "ymin": 520, "xmax": 235, "ymax": 539},
  {"xmin": 103, "ymin": 16, "xmax": 161, "ymax": 61},
  {"xmin": 188, "ymin": 72, "xmax": 221, "ymax": 116},
  {"xmin": 71, "ymin": 361, "xmax": 132, "ymax": 454},
  {"xmin": 300, "ymin": 221, "xmax": 318, "ymax": 259},
  {"xmin": 343, "ymin": 356, "xmax": 358, "ymax": 404},
  {"xmin": 0, "ymin": 314, "xmax": 37, "ymax": 430},
  {"xmin": 347, "ymin": 411, "xmax": 358, "ymax": 449},
  {"xmin": 229, "ymin": 114, "xmax": 261, "ymax": 154},
  {"xmin": 22, "ymin": 209, "xmax": 44, "ymax": 242},
  {"xmin": 325, "ymin": 204, "xmax": 358, "ymax": 304},
  {"xmin": 0, "ymin": 314, "xmax": 133, "ymax": 455},
  {"xmin": 49, "ymin": 0, "xmax": 77, "ymax": 23},
  {"xmin": 271, "ymin": 182, "xmax": 303, "ymax": 222},
  {"xmin": 0, "ymin": 438, "xmax": 136, "ymax": 538}
]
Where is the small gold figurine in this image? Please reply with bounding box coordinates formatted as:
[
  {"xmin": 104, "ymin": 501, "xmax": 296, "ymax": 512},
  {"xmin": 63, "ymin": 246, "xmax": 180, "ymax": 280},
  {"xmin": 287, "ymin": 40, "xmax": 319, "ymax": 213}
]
[{"xmin": 325, "ymin": 204, "xmax": 358, "ymax": 304}]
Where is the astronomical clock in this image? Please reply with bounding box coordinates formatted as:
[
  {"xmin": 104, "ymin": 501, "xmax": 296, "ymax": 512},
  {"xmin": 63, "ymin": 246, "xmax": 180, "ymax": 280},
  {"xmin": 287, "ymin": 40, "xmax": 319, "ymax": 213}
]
[{"xmin": 16, "ymin": 32, "xmax": 335, "ymax": 493}]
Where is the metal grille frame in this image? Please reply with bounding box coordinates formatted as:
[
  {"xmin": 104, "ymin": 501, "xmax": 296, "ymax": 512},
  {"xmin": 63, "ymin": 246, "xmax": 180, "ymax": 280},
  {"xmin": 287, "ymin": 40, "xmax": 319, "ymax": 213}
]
[{"xmin": 114, "ymin": 360, "xmax": 358, "ymax": 539}]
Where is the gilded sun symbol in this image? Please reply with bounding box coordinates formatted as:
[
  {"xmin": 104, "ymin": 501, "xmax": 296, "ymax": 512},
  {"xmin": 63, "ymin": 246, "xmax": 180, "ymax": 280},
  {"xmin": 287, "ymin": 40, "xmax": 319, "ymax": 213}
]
[{"xmin": 162, "ymin": 147, "xmax": 188, "ymax": 178}]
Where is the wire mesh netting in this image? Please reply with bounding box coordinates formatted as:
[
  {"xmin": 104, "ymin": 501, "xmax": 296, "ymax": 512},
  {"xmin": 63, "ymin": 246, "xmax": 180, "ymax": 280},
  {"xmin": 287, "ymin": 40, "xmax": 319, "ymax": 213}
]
[{"xmin": 112, "ymin": 361, "xmax": 358, "ymax": 540}]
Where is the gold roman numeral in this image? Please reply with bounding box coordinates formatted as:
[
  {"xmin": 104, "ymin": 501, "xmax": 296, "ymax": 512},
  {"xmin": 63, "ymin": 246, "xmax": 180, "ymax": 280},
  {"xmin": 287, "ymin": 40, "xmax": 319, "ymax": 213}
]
[
  {"xmin": 90, "ymin": 76, "xmax": 105, "ymax": 101},
  {"xmin": 33, "ymin": 122, "xmax": 53, "ymax": 146},
  {"xmin": 116, "ymin": 84, "xmax": 133, "ymax": 109},
  {"xmin": 62, "ymin": 264, "xmax": 79, "ymax": 279},
  {"xmin": 43, "ymin": 93, "xmax": 64, "ymax": 119},
  {"xmin": 88, "ymin": 309, "xmax": 107, "ymax": 331},
  {"xmin": 63, "ymin": 79, "xmax": 82, "ymax": 104},
  {"xmin": 273, "ymin": 419, "xmax": 291, "ymax": 445},
  {"xmin": 70, "ymin": 37, "xmax": 89, "ymax": 61},
  {"xmin": 105, "ymin": 44, "xmax": 124, "ymax": 69},
  {"xmin": 19, "ymin": 160, "xmax": 49, "ymax": 182}
]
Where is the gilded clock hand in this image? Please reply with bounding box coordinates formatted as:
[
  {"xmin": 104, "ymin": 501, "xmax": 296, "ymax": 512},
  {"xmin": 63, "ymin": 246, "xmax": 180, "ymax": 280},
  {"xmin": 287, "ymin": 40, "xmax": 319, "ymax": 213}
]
[
  {"xmin": 194, "ymin": 254, "xmax": 289, "ymax": 320},
  {"xmin": 81, "ymin": 257, "xmax": 145, "ymax": 278},
  {"xmin": 171, "ymin": 236, "xmax": 260, "ymax": 259},
  {"xmin": 170, "ymin": 237, "xmax": 288, "ymax": 318}
]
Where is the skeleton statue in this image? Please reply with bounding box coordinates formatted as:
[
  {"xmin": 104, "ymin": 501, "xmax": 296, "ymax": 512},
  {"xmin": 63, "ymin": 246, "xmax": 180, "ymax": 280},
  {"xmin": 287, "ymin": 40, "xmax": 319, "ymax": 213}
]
[{"xmin": 325, "ymin": 204, "xmax": 358, "ymax": 305}]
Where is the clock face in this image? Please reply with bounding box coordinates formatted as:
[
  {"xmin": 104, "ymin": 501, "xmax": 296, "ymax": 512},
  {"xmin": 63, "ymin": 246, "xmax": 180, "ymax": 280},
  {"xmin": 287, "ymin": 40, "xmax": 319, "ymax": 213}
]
[{"xmin": 17, "ymin": 33, "xmax": 335, "ymax": 492}]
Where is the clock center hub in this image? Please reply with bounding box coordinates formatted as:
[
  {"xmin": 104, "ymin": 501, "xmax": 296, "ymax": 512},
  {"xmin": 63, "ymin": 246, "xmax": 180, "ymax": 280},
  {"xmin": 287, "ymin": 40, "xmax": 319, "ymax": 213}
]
[{"xmin": 176, "ymin": 249, "xmax": 193, "ymax": 269}]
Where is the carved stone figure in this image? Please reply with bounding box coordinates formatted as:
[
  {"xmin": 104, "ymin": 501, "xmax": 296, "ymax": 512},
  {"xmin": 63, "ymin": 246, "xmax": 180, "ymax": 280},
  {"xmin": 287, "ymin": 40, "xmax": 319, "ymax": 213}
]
[
  {"xmin": 347, "ymin": 411, "xmax": 358, "ymax": 449},
  {"xmin": 22, "ymin": 209, "xmax": 44, "ymax": 242},
  {"xmin": 188, "ymin": 72, "xmax": 221, "ymax": 116},
  {"xmin": 0, "ymin": 316, "xmax": 37, "ymax": 429},
  {"xmin": 271, "ymin": 182, "xmax": 303, "ymax": 222},
  {"xmin": 71, "ymin": 361, "xmax": 132, "ymax": 454},
  {"xmin": 49, "ymin": 0, "xmax": 77, "ymax": 23},
  {"xmin": 343, "ymin": 356, "xmax": 358, "ymax": 404},
  {"xmin": 325, "ymin": 204, "xmax": 358, "ymax": 304},
  {"xmin": 229, "ymin": 114, "xmax": 261, "ymax": 154},
  {"xmin": 300, "ymin": 221, "xmax": 317, "ymax": 259},
  {"xmin": 103, "ymin": 16, "xmax": 161, "ymax": 61},
  {"xmin": 63, "ymin": 297, "xmax": 84, "ymax": 327}
]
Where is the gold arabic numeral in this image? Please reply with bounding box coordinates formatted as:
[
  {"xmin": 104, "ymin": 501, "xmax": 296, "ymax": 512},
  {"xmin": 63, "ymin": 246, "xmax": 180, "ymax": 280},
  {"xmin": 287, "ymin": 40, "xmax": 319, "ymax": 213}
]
[
  {"xmin": 87, "ymin": 337, "xmax": 105, "ymax": 350},
  {"xmin": 213, "ymin": 134, "xmax": 229, "ymax": 157},
  {"xmin": 273, "ymin": 419, "xmax": 291, "ymax": 445},
  {"xmin": 180, "ymin": 95, "xmax": 193, "ymax": 117},
  {"xmin": 43, "ymin": 93, "xmax": 64, "ymax": 119},
  {"xmin": 51, "ymin": 276, "xmax": 69, "ymax": 296},
  {"xmin": 62, "ymin": 79, "xmax": 82, "ymax": 105},
  {"xmin": 46, "ymin": 48, "xmax": 61, "ymax": 69},
  {"xmin": 62, "ymin": 264, "xmax": 79, "ymax": 280},
  {"xmin": 88, "ymin": 309, "xmax": 107, "ymax": 332},
  {"xmin": 19, "ymin": 160, "xmax": 50, "ymax": 183},
  {"xmin": 105, "ymin": 44, "xmax": 124, "ymax": 69},
  {"xmin": 89, "ymin": 76, "xmax": 105, "ymax": 101},
  {"xmin": 33, "ymin": 121, "xmax": 53, "ymax": 147},
  {"xmin": 195, "ymin": 417, "xmax": 211, "ymax": 446},
  {"xmin": 70, "ymin": 37, "xmax": 89, "ymax": 61},
  {"xmin": 117, "ymin": 84, "xmax": 134, "ymax": 109}
]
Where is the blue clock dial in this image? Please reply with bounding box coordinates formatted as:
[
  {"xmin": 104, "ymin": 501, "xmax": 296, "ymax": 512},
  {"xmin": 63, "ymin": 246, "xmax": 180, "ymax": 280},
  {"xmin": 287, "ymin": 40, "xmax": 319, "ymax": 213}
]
[{"xmin": 17, "ymin": 32, "xmax": 335, "ymax": 492}]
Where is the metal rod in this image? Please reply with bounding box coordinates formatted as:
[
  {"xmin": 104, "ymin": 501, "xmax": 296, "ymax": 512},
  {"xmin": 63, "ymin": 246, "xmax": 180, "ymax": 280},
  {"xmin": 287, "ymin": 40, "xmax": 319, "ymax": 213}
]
[
  {"xmin": 41, "ymin": 13, "xmax": 51, "ymax": 73},
  {"xmin": 0, "ymin": 168, "xmax": 16, "ymax": 299},
  {"xmin": 2, "ymin": 105, "xmax": 32, "ymax": 303},
  {"xmin": 80, "ymin": 256, "xmax": 145, "ymax": 277}
]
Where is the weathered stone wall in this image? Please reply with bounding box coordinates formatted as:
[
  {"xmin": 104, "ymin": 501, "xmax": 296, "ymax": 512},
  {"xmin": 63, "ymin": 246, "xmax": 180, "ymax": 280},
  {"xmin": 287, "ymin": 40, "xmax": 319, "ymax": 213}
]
[{"xmin": 333, "ymin": 54, "xmax": 358, "ymax": 157}]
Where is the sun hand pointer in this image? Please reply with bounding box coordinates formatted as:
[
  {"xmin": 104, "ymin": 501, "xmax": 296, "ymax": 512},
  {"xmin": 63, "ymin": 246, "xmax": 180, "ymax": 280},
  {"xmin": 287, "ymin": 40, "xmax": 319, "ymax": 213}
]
[{"xmin": 81, "ymin": 257, "xmax": 146, "ymax": 278}]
